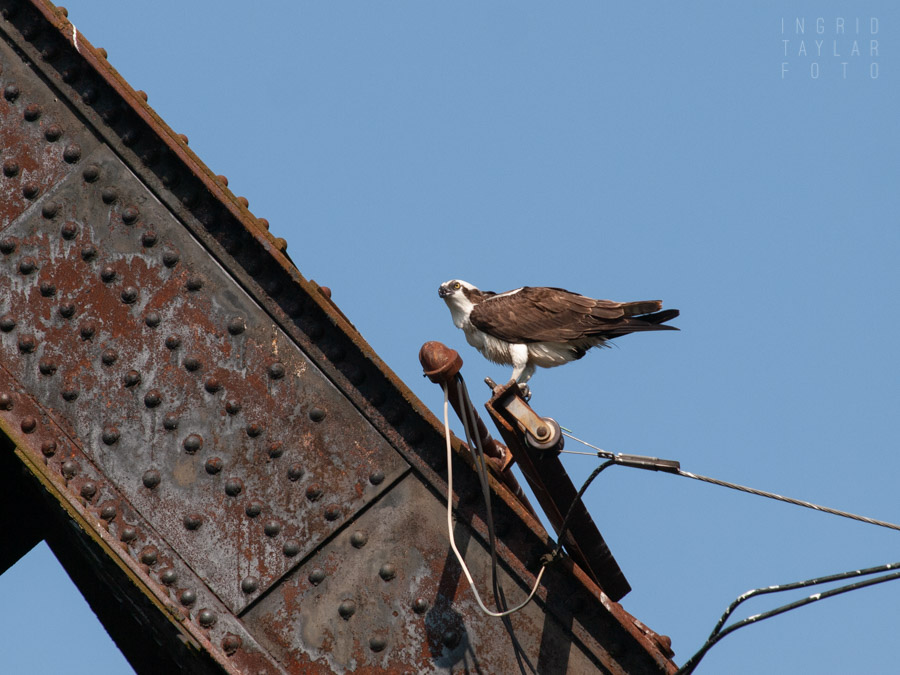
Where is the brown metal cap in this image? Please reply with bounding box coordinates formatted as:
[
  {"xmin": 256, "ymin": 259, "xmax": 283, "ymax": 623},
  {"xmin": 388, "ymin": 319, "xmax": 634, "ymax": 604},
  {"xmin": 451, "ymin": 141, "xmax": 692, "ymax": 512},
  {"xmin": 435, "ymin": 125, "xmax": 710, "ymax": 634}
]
[{"xmin": 419, "ymin": 341, "xmax": 462, "ymax": 384}]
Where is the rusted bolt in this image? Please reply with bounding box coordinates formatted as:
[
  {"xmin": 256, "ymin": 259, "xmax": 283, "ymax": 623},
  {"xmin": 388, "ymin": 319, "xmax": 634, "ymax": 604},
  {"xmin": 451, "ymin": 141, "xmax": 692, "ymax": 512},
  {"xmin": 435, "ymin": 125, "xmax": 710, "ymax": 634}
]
[
  {"xmin": 308, "ymin": 568, "xmax": 325, "ymax": 585},
  {"xmin": 141, "ymin": 230, "xmax": 157, "ymax": 247},
  {"xmin": 178, "ymin": 133, "xmax": 189, "ymax": 145},
  {"xmin": 61, "ymin": 387, "xmax": 79, "ymax": 401},
  {"xmin": 123, "ymin": 370, "xmax": 141, "ymax": 387},
  {"xmin": 0, "ymin": 393, "xmax": 12, "ymax": 410},
  {"xmin": 369, "ymin": 637, "xmax": 387, "ymax": 653},
  {"xmin": 80, "ymin": 243, "xmax": 97, "ymax": 260},
  {"xmin": 263, "ymin": 521, "xmax": 281, "ymax": 537},
  {"xmin": 20, "ymin": 416, "xmax": 37, "ymax": 433},
  {"xmin": 44, "ymin": 124, "xmax": 62, "ymax": 142},
  {"xmin": 378, "ymin": 563, "xmax": 396, "ymax": 581},
  {"xmin": 39, "ymin": 281, "xmax": 56, "ymax": 297},
  {"xmin": 185, "ymin": 275, "xmax": 204, "ymax": 292},
  {"xmin": 121, "ymin": 286, "xmax": 138, "ymax": 304},
  {"xmin": 101, "ymin": 349, "xmax": 118, "ymax": 366},
  {"xmin": 63, "ymin": 143, "xmax": 81, "ymax": 163},
  {"xmin": 246, "ymin": 422, "xmax": 263, "ymax": 437},
  {"xmin": 3, "ymin": 84, "xmax": 20, "ymax": 101},
  {"xmin": 144, "ymin": 311, "xmax": 161, "ymax": 327},
  {"xmin": 419, "ymin": 341, "xmax": 463, "ymax": 384},
  {"xmin": 80, "ymin": 481, "xmax": 97, "ymax": 500},
  {"xmin": 287, "ymin": 464, "xmax": 304, "ymax": 481},
  {"xmin": 142, "ymin": 470, "xmax": 160, "ymax": 489},
  {"xmin": 22, "ymin": 182, "xmax": 39, "ymax": 199},
  {"xmin": 179, "ymin": 590, "xmax": 197, "ymax": 607},
  {"xmin": 100, "ymin": 187, "xmax": 118, "ymax": 204},
  {"xmin": 144, "ymin": 390, "xmax": 161, "ymax": 408},
  {"xmin": 443, "ymin": 630, "xmax": 461, "ymax": 649},
  {"xmin": 3, "ymin": 159, "xmax": 19, "ymax": 177},
  {"xmin": 183, "ymin": 434, "xmax": 203, "ymax": 454},
  {"xmin": 41, "ymin": 440, "xmax": 57, "ymax": 457},
  {"xmin": 240, "ymin": 577, "xmax": 259, "ymax": 594},
  {"xmin": 160, "ymin": 569, "xmax": 177, "ymax": 586},
  {"xmin": 23, "ymin": 103, "xmax": 41, "ymax": 121},
  {"xmin": 221, "ymin": 635, "xmax": 242, "ymax": 656},
  {"xmin": 244, "ymin": 500, "xmax": 262, "ymax": 518},
  {"xmin": 18, "ymin": 257, "xmax": 37, "ymax": 274},
  {"xmin": 82, "ymin": 164, "xmax": 100, "ymax": 182},
  {"xmin": 100, "ymin": 504, "xmax": 117, "ymax": 521},
  {"xmin": 324, "ymin": 505, "xmax": 341, "ymax": 521},
  {"xmin": 282, "ymin": 540, "xmax": 300, "ymax": 557},
  {"xmin": 308, "ymin": 407, "xmax": 326, "ymax": 422},
  {"xmin": 121, "ymin": 206, "xmax": 139, "ymax": 224},
  {"xmin": 61, "ymin": 460, "xmax": 78, "ymax": 479},
  {"xmin": 204, "ymin": 376, "xmax": 221, "ymax": 393},
  {"xmin": 268, "ymin": 362, "xmax": 285, "ymax": 379},
  {"xmin": 183, "ymin": 514, "xmax": 203, "ymax": 530},
  {"xmin": 100, "ymin": 266, "xmax": 116, "ymax": 282},
  {"xmin": 162, "ymin": 413, "xmax": 179, "ymax": 430},
  {"xmin": 183, "ymin": 356, "xmax": 201, "ymax": 371},
  {"xmin": 38, "ymin": 359, "xmax": 57, "ymax": 375},
  {"xmin": 224, "ymin": 478, "xmax": 243, "ymax": 496},
  {"xmin": 305, "ymin": 485, "xmax": 323, "ymax": 502},
  {"xmin": 535, "ymin": 425, "xmax": 549, "ymax": 440},
  {"xmin": 164, "ymin": 334, "xmax": 181, "ymax": 350},
  {"xmin": 225, "ymin": 399, "xmax": 241, "ymax": 415},
  {"xmin": 79, "ymin": 323, "xmax": 96, "ymax": 340},
  {"xmin": 227, "ymin": 317, "xmax": 245, "ymax": 335},
  {"xmin": 0, "ymin": 316, "xmax": 14, "ymax": 332},
  {"xmin": 205, "ymin": 457, "xmax": 223, "ymax": 475},
  {"xmin": 369, "ymin": 471, "xmax": 385, "ymax": 486},
  {"xmin": 267, "ymin": 441, "xmax": 284, "ymax": 458},
  {"xmin": 412, "ymin": 598, "xmax": 429, "ymax": 614},
  {"xmin": 58, "ymin": 303, "xmax": 75, "ymax": 319},
  {"xmin": 120, "ymin": 526, "xmax": 137, "ymax": 543},
  {"xmin": 338, "ymin": 600, "xmax": 356, "ymax": 620},
  {"xmin": 162, "ymin": 249, "xmax": 180, "ymax": 267},
  {"xmin": 61, "ymin": 222, "xmax": 78, "ymax": 239},
  {"xmin": 0, "ymin": 238, "xmax": 15, "ymax": 254},
  {"xmin": 140, "ymin": 547, "xmax": 158, "ymax": 566},
  {"xmin": 102, "ymin": 426, "xmax": 120, "ymax": 445},
  {"xmin": 18, "ymin": 335, "xmax": 37, "ymax": 353},
  {"xmin": 350, "ymin": 531, "xmax": 368, "ymax": 549},
  {"xmin": 198, "ymin": 610, "xmax": 217, "ymax": 628}
]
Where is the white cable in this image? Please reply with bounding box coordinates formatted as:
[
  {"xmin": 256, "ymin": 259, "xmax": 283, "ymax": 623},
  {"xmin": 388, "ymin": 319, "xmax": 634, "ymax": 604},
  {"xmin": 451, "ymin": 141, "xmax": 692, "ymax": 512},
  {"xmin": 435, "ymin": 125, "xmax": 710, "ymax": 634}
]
[{"xmin": 442, "ymin": 382, "xmax": 546, "ymax": 617}]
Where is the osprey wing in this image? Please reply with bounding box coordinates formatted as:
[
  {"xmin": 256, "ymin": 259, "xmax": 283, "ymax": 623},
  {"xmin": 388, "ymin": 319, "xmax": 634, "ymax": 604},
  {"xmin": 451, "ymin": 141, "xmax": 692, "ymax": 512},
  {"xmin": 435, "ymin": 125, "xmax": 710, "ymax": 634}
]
[{"xmin": 469, "ymin": 286, "xmax": 677, "ymax": 343}]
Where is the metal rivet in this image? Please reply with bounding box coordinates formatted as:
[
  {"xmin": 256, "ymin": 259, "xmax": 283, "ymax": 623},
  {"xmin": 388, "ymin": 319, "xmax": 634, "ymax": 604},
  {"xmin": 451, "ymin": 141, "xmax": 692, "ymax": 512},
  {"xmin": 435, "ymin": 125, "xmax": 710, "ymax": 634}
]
[
  {"xmin": 160, "ymin": 568, "xmax": 177, "ymax": 585},
  {"xmin": 20, "ymin": 416, "xmax": 37, "ymax": 433},
  {"xmin": 183, "ymin": 513, "xmax": 203, "ymax": 530},
  {"xmin": 120, "ymin": 526, "xmax": 137, "ymax": 543},
  {"xmin": 41, "ymin": 440, "xmax": 57, "ymax": 457},
  {"xmin": 142, "ymin": 470, "xmax": 160, "ymax": 489},
  {"xmin": 18, "ymin": 257, "xmax": 37, "ymax": 274},
  {"xmin": 205, "ymin": 457, "xmax": 223, "ymax": 475},
  {"xmin": 80, "ymin": 481, "xmax": 97, "ymax": 500},
  {"xmin": 378, "ymin": 563, "xmax": 396, "ymax": 581},
  {"xmin": 101, "ymin": 187, "xmax": 118, "ymax": 204},
  {"xmin": 178, "ymin": 134, "xmax": 189, "ymax": 145},
  {"xmin": 80, "ymin": 243, "xmax": 97, "ymax": 260},
  {"xmin": 185, "ymin": 275, "xmax": 203, "ymax": 292},
  {"xmin": 179, "ymin": 590, "xmax": 197, "ymax": 607},
  {"xmin": 308, "ymin": 568, "xmax": 325, "ymax": 585},
  {"xmin": 369, "ymin": 471, "xmax": 385, "ymax": 486},
  {"xmin": 268, "ymin": 362, "xmax": 285, "ymax": 379},
  {"xmin": 163, "ymin": 413, "xmax": 179, "ymax": 431},
  {"xmin": 222, "ymin": 635, "xmax": 242, "ymax": 656},
  {"xmin": 165, "ymin": 334, "xmax": 181, "ymax": 350},
  {"xmin": 0, "ymin": 316, "xmax": 14, "ymax": 332},
  {"xmin": 324, "ymin": 505, "xmax": 341, "ymax": 521},
  {"xmin": 245, "ymin": 422, "xmax": 262, "ymax": 437},
  {"xmin": 144, "ymin": 311, "xmax": 161, "ymax": 328},
  {"xmin": 61, "ymin": 222, "xmax": 78, "ymax": 240},
  {"xmin": 183, "ymin": 434, "xmax": 203, "ymax": 454},
  {"xmin": 100, "ymin": 504, "xmax": 117, "ymax": 521},
  {"xmin": 3, "ymin": 159, "xmax": 19, "ymax": 177},
  {"xmin": 121, "ymin": 286, "xmax": 138, "ymax": 304},
  {"xmin": 224, "ymin": 478, "xmax": 243, "ymax": 496},
  {"xmin": 268, "ymin": 441, "xmax": 284, "ymax": 459},
  {"xmin": 412, "ymin": 598, "xmax": 428, "ymax": 614},
  {"xmin": 282, "ymin": 539, "xmax": 300, "ymax": 557},
  {"xmin": 139, "ymin": 547, "xmax": 158, "ymax": 566},
  {"xmin": 204, "ymin": 377, "xmax": 221, "ymax": 393},
  {"xmin": 63, "ymin": 143, "xmax": 81, "ymax": 163},
  {"xmin": 23, "ymin": 103, "xmax": 41, "ymax": 121},
  {"xmin": 100, "ymin": 266, "xmax": 115, "ymax": 282},
  {"xmin": 369, "ymin": 637, "xmax": 387, "ymax": 653},
  {"xmin": 198, "ymin": 610, "xmax": 217, "ymax": 628},
  {"xmin": 287, "ymin": 464, "xmax": 304, "ymax": 481},
  {"xmin": 183, "ymin": 356, "xmax": 201, "ymax": 372},
  {"xmin": 38, "ymin": 359, "xmax": 57, "ymax": 375},
  {"xmin": 82, "ymin": 164, "xmax": 100, "ymax": 182},
  {"xmin": 3, "ymin": 84, "xmax": 20, "ymax": 101},
  {"xmin": 61, "ymin": 387, "xmax": 79, "ymax": 401},
  {"xmin": 240, "ymin": 577, "xmax": 259, "ymax": 594},
  {"xmin": 22, "ymin": 183, "xmax": 39, "ymax": 199},
  {"xmin": 162, "ymin": 249, "xmax": 180, "ymax": 267},
  {"xmin": 237, "ymin": 196, "xmax": 249, "ymax": 208},
  {"xmin": 308, "ymin": 407, "xmax": 326, "ymax": 422},
  {"xmin": 18, "ymin": 335, "xmax": 37, "ymax": 353},
  {"xmin": 123, "ymin": 370, "xmax": 141, "ymax": 387},
  {"xmin": 141, "ymin": 230, "xmax": 157, "ymax": 247},
  {"xmin": 305, "ymin": 485, "xmax": 323, "ymax": 502},
  {"xmin": 264, "ymin": 521, "xmax": 281, "ymax": 537},
  {"xmin": 144, "ymin": 390, "xmax": 161, "ymax": 408},
  {"xmin": 227, "ymin": 317, "xmax": 245, "ymax": 335},
  {"xmin": 0, "ymin": 238, "xmax": 15, "ymax": 254},
  {"xmin": 102, "ymin": 426, "xmax": 120, "ymax": 445},
  {"xmin": 61, "ymin": 460, "xmax": 78, "ymax": 479},
  {"xmin": 442, "ymin": 630, "xmax": 461, "ymax": 649},
  {"xmin": 121, "ymin": 206, "xmax": 139, "ymax": 224},
  {"xmin": 224, "ymin": 399, "xmax": 241, "ymax": 415},
  {"xmin": 44, "ymin": 124, "xmax": 62, "ymax": 142},
  {"xmin": 244, "ymin": 500, "xmax": 262, "ymax": 518},
  {"xmin": 350, "ymin": 531, "xmax": 368, "ymax": 549},
  {"xmin": 101, "ymin": 349, "xmax": 118, "ymax": 365},
  {"xmin": 41, "ymin": 202, "xmax": 59, "ymax": 219},
  {"xmin": 0, "ymin": 393, "xmax": 12, "ymax": 410},
  {"xmin": 79, "ymin": 323, "xmax": 96, "ymax": 340},
  {"xmin": 338, "ymin": 600, "xmax": 356, "ymax": 620},
  {"xmin": 58, "ymin": 303, "xmax": 75, "ymax": 319}
]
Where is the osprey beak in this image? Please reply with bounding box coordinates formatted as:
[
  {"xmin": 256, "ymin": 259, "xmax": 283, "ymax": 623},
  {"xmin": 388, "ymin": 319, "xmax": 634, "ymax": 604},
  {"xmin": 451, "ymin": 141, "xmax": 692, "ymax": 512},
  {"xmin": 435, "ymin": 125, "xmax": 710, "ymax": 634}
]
[{"xmin": 438, "ymin": 285, "xmax": 452, "ymax": 299}]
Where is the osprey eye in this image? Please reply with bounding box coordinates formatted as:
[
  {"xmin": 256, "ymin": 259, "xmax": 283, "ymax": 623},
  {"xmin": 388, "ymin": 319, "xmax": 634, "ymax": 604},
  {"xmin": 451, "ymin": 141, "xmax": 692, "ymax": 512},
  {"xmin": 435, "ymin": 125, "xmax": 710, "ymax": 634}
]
[{"xmin": 453, "ymin": 282, "xmax": 460, "ymax": 290}]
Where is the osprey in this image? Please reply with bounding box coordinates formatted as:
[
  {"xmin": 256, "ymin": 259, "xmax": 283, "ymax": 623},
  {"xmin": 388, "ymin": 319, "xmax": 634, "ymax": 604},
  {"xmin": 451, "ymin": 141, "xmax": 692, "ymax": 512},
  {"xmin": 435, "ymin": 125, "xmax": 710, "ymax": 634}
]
[{"xmin": 438, "ymin": 279, "xmax": 679, "ymax": 385}]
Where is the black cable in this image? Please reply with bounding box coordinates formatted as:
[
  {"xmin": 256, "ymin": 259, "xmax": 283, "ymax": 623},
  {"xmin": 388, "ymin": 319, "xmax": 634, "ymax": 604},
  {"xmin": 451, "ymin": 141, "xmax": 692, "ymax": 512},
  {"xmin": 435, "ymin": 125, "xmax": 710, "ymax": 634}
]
[{"xmin": 547, "ymin": 459, "xmax": 616, "ymax": 563}]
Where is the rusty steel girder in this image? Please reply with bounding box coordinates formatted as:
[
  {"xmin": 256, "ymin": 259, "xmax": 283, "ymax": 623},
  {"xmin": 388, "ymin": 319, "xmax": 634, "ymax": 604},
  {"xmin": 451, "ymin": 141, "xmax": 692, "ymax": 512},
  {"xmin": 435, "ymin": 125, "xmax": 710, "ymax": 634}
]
[{"xmin": 0, "ymin": 2, "xmax": 677, "ymax": 673}]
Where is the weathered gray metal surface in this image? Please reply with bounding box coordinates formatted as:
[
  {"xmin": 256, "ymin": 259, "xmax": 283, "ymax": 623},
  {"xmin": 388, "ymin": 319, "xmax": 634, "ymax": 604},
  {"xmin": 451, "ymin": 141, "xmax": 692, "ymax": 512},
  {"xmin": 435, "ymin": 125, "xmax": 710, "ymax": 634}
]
[{"xmin": 0, "ymin": 1, "xmax": 678, "ymax": 673}]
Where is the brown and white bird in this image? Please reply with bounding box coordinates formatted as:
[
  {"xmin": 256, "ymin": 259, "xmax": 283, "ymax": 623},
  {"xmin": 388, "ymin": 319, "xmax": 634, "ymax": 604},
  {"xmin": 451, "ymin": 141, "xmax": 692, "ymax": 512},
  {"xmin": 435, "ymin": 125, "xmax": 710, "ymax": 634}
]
[{"xmin": 438, "ymin": 279, "xmax": 679, "ymax": 385}]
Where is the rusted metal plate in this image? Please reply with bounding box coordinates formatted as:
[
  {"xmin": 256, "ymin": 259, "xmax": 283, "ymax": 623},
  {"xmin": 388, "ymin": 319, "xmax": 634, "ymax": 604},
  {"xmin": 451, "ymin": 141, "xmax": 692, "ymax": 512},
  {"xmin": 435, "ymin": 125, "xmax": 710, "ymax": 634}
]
[
  {"xmin": 0, "ymin": 143, "xmax": 410, "ymax": 614},
  {"xmin": 243, "ymin": 472, "xmax": 613, "ymax": 675}
]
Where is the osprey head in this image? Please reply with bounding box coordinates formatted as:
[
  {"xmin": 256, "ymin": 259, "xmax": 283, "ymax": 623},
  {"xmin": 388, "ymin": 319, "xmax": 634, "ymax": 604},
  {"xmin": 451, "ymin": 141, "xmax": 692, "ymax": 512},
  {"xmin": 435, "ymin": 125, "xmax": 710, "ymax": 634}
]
[{"xmin": 438, "ymin": 279, "xmax": 478, "ymax": 300}]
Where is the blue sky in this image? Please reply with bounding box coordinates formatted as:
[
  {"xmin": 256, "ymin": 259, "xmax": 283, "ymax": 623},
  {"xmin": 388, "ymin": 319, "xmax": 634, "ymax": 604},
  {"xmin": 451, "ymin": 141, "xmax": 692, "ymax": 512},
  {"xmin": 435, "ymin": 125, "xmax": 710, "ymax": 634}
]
[{"xmin": 2, "ymin": 2, "xmax": 898, "ymax": 673}]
